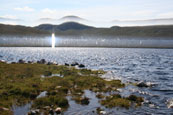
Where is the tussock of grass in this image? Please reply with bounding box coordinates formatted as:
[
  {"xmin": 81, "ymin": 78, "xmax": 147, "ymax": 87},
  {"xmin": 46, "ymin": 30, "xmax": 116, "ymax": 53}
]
[{"xmin": 100, "ymin": 94, "xmax": 144, "ymax": 109}]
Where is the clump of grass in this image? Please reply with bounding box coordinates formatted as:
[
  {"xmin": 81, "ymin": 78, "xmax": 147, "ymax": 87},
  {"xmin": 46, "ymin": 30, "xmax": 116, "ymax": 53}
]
[
  {"xmin": 72, "ymin": 96, "xmax": 90, "ymax": 105},
  {"xmin": 96, "ymin": 93, "xmax": 105, "ymax": 99},
  {"xmin": 127, "ymin": 95, "xmax": 144, "ymax": 106},
  {"xmin": 43, "ymin": 71, "xmax": 52, "ymax": 76},
  {"xmin": 100, "ymin": 94, "xmax": 130, "ymax": 109},
  {"xmin": 100, "ymin": 94, "xmax": 144, "ymax": 109},
  {"xmin": 32, "ymin": 96, "xmax": 69, "ymax": 109}
]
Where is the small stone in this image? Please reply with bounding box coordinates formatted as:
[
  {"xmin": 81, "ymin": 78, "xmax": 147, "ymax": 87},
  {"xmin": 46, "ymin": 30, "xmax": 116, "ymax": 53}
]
[
  {"xmin": 137, "ymin": 82, "xmax": 148, "ymax": 87},
  {"xmin": 27, "ymin": 61, "xmax": 33, "ymax": 64},
  {"xmin": 100, "ymin": 111, "xmax": 106, "ymax": 114},
  {"xmin": 43, "ymin": 106, "xmax": 50, "ymax": 110},
  {"xmin": 81, "ymin": 97, "xmax": 90, "ymax": 105},
  {"xmin": 18, "ymin": 59, "xmax": 25, "ymax": 64},
  {"xmin": 71, "ymin": 62, "xmax": 79, "ymax": 66},
  {"xmin": 149, "ymin": 104, "xmax": 155, "ymax": 108},
  {"xmin": 78, "ymin": 64, "xmax": 85, "ymax": 68},
  {"xmin": 0, "ymin": 107, "xmax": 9, "ymax": 111},
  {"xmin": 65, "ymin": 63, "xmax": 69, "ymax": 66},
  {"xmin": 55, "ymin": 107, "xmax": 62, "ymax": 114},
  {"xmin": 49, "ymin": 109, "xmax": 54, "ymax": 115},
  {"xmin": 47, "ymin": 62, "xmax": 53, "ymax": 65},
  {"xmin": 55, "ymin": 86, "xmax": 62, "ymax": 89},
  {"xmin": 11, "ymin": 62, "xmax": 16, "ymax": 64},
  {"xmin": 167, "ymin": 99, "xmax": 173, "ymax": 108}
]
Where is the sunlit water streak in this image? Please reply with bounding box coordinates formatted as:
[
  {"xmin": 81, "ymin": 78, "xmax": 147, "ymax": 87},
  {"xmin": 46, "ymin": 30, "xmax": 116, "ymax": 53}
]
[{"xmin": 52, "ymin": 33, "xmax": 55, "ymax": 48}]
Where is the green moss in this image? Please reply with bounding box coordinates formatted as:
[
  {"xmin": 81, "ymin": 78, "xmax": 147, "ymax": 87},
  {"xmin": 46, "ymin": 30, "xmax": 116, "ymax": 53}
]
[
  {"xmin": 100, "ymin": 94, "xmax": 144, "ymax": 109},
  {"xmin": 96, "ymin": 93, "xmax": 105, "ymax": 99},
  {"xmin": 72, "ymin": 96, "xmax": 90, "ymax": 105},
  {"xmin": 32, "ymin": 96, "xmax": 69, "ymax": 109},
  {"xmin": 100, "ymin": 94, "xmax": 130, "ymax": 109}
]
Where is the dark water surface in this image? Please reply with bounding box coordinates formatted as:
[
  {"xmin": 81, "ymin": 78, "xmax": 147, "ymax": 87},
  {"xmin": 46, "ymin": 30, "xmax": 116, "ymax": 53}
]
[{"xmin": 0, "ymin": 47, "xmax": 173, "ymax": 114}]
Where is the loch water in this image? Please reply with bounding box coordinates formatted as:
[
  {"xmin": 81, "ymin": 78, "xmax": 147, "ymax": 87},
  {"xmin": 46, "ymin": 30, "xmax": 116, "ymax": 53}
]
[{"xmin": 0, "ymin": 47, "xmax": 173, "ymax": 114}]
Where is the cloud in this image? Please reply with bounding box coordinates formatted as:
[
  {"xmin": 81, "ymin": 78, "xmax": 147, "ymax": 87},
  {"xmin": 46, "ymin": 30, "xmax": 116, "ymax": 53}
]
[
  {"xmin": 0, "ymin": 21, "xmax": 18, "ymax": 25},
  {"xmin": 0, "ymin": 15, "xmax": 17, "ymax": 19},
  {"xmin": 158, "ymin": 12, "xmax": 173, "ymax": 18},
  {"xmin": 41, "ymin": 8, "xmax": 57, "ymax": 14},
  {"xmin": 0, "ymin": 15, "xmax": 21, "ymax": 21},
  {"xmin": 14, "ymin": 6, "xmax": 34, "ymax": 12}
]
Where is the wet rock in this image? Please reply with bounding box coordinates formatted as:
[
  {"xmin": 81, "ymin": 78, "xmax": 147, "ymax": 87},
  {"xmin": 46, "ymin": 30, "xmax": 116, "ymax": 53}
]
[
  {"xmin": 65, "ymin": 63, "xmax": 69, "ymax": 66},
  {"xmin": 100, "ymin": 111, "xmax": 106, "ymax": 114},
  {"xmin": 49, "ymin": 108, "xmax": 54, "ymax": 115},
  {"xmin": 40, "ymin": 59, "xmax": 46, "ymax": 64},
  {"xmin": 96, "ymin": 107, "xmax": 106, "ymax": 114},
  {"xmin": 149, "ymin": 104, "xmax": 155, "ymax": 108},
  {"xmin": 137, "ymin": 81, "xmax": 157, "ymax": 88},
  {"xmin": 55, "ymin": 107, "xmax": 62, "ymax": 114},
  {"xmin": 29, "ymin": 109, "xmax": 39, "ymax": 115},
  {"xmin": 43, "ymin": 106, "xmax": 50, "ymax": 110},
  {"xmin": 167, "ymin": 99, "xmax": 173, "ymax": 108},
  {"xmin": 146, "ymin": 82, "xmax": 157, "ymax": 87},
  {"xmin": 53, "ymin": 62, "xmax": 57, "ymax": 65},
  {"xmin": 0, "ymin": 60, "xmax": 6, "ymax": 63},
  {"xmin": 55, "ymin": 86, "xmax": 62, "ymax": 89},
  {"xmin": 11, "ymin": 62, "xmax": 16, "ymax": 64},
  {"xmin": 47, "ymin": 62, "xmax": 53, "ymax": 65},
  {"xmin": 81, "ymin": 97, "xmax": 90, "ymax": 105},
  {"xmin": 137, "ymin": 82, "xmax": 149, "ymax": 87},
  {"xmin": 0, "ymin": 107, "xmax": 9, "ymax": 111},
  {"xmin": 18, "ymin": 59, "xmax": 25, "ymax": 64},
  {"xmin": 78, "ymin": 64, "xmax": 85, "ymax": 68},
  {"xmin": 27, "ymin": 61, "xmax": 33, "ymax": 64},
  {"xmin": 71, "ymin": 62, "xmax": 79, "ymax": 66}
]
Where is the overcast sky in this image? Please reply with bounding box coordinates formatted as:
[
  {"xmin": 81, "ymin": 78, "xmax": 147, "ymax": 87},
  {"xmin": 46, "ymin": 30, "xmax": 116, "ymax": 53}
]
[{"xmin": 0, "ymin": 0, "xmax": 173, "ymax": 26}]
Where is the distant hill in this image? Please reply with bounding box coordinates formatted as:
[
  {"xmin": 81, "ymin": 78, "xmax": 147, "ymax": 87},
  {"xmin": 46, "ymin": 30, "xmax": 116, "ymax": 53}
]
[
  {"xmin": 35, "ymin": 22, "xmax": 94, "ymax": 31},
  {"xmin": 1, "ymin": 22, "xmax": 173, "ymax": 38},
  {"xmin": 0, "ymin": 24, "xmax": 49, "ymax": 36},
  {"xmin": 111, "ymin": 18, "xmax": 173, "ymax": 26},
  {"xmin": 53, "ymin": 25, "xmax": 173, "ymax": 38}
]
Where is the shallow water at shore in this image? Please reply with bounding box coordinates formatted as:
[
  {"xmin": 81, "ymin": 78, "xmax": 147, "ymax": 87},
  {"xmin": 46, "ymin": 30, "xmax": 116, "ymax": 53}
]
[{"xmin": 0, "ymin": 47, "xmax": 173, "ymax": 114}]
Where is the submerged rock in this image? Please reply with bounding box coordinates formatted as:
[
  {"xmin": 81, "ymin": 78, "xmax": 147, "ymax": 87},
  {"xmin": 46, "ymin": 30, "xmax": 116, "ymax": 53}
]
[{"xmin": 81, "ymin": 97, "xmax": 90, "ymax": 105}]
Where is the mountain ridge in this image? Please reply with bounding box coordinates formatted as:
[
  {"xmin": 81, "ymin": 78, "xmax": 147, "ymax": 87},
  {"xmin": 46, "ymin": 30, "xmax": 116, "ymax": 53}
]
[{"xmin": 1, "ymin": 22, "xmax": 173, "ymax": 38}]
